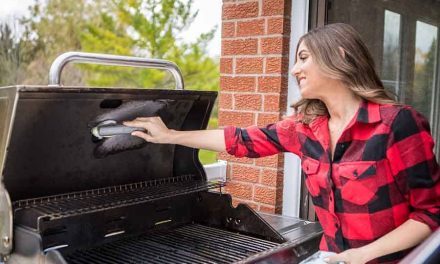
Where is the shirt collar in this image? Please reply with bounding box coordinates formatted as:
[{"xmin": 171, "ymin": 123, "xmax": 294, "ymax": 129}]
[
  {"xmin": 356, "ymin": 99, "xmax": 382, "ymax": 124},
  {"xmin": 308, "ymin": 99, "xmax": 382, "ymax": 129}
]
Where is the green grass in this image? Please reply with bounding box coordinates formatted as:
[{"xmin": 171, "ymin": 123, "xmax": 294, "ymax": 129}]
[{"xmin": 199, "ymin": 149, "xmax": 218, "ymax": 165}]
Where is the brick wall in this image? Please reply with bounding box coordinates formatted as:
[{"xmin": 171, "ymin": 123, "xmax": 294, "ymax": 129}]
[{"xmin": 219, "ymin": 0, "xmax": 292, "ymax": 214}]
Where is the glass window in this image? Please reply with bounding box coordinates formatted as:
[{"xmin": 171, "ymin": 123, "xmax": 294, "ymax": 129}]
[
  {"xmin": 319, "ymin": 0, "xmax": 440, "ymax": 157},
  {"xmin": 382, "ymin": 10, "xmax": 401, "ymax": 96},
  {"xmin": 409, "ymin": 21, "xmax": 438, "ymax": 121}
]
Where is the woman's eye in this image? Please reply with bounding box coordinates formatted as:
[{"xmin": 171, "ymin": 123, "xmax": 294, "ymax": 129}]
[{"xmin": 299, "ymin": 56, "xmax": 307, "ymax": 61}]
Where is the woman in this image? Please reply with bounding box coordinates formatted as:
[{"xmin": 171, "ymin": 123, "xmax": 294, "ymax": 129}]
[{"xmin": 124, "ymin": 23, "xmax": 439, "ymax": 263}]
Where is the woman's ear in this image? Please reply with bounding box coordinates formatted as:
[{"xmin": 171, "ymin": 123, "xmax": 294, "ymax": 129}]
[{"xmin": 338, "ymin": 47, "xmax": 346, "ymax": 59}]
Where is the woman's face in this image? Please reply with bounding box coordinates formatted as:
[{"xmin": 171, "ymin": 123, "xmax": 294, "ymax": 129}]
[{"xmin": 291, "ymin": 42, "xmax": 334, "ymax": 99}]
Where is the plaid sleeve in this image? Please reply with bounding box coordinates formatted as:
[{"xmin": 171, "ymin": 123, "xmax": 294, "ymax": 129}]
[
  {"xmin": 386, "ymin": 107, "xmax": 440, "ymax": 231},
  {"xmin": 224, "ymin": 117, "xmax": 301, "ymax": 158}
]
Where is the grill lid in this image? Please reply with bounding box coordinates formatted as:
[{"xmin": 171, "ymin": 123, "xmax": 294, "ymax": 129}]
[{"xmin": 1, "ymin": 86, "xmax": 217, "ymax": 202}]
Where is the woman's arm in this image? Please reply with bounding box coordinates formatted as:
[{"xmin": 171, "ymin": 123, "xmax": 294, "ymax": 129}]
[
  {"xmin": 326, "ymin": 219, "xmax": 432, "ymax": 264},
  {"xmin": 123, "ymin": 117, "xmax": 226, "ymax": 152},
  {"xmin": 125, "ymin": 115, "xmax": 301, "ymax": 158}
]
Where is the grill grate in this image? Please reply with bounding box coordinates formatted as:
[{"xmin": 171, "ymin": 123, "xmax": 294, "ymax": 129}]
[
  {"xmin": 13, "ymin": 176, "xmax": 224, "ymax": 220},
  {"xmin": 64, "ymin": 224, "xmax": 280, "ymax": 264}
]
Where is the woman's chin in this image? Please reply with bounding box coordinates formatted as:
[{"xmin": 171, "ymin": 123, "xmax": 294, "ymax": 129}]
[
  {"xmin": 299, "ymin": 89, "xmax": 311, "ymax": 99},
  {"xmin": 300, "ymin": 92, "xmax": 318, "ymax": 100}
]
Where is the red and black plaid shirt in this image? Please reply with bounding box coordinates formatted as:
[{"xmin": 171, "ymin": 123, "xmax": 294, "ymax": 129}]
[{"xmin": 224, "ymin": 100, "xmax": 440, "ymax": 263}]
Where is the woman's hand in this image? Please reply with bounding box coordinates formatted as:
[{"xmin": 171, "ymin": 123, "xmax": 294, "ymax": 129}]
[
  {"xmin": 324, "ymin": 219, "xmax": 432, "ymax": 264},
  {"xmin": 123, "ymin": 116, "xmax": 226, "ymax": 151},
  {"xmin": 324, "ymin": 248, "xmax": 370, "ymax": 264},
  {"xmin": 123, "ymin": 116, "xmax": 174, "ymax": 144}
]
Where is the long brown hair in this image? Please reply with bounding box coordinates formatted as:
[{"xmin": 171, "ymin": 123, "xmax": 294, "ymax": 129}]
[{"xmin": 292, "ymin": 23, "xmax": 396, "ymax": 124}]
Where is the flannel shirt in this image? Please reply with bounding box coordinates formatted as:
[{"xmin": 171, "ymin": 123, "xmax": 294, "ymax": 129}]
[{"xmin": 224, "ymin": 100, "xmax": 440, "ymax": 263}]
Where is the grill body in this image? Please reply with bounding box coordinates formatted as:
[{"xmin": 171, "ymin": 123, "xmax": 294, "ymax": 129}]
[{"xmin": 0, "ymin": 86, "xmax": 322, "ymax": 263}]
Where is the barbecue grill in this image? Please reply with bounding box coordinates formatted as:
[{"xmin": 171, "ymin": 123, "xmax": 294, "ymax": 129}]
[{"xmin": 0, "ymin": 52, "xmax": 322, "ymax": 263}]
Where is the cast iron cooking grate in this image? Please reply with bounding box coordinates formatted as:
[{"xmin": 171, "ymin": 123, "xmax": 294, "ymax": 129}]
[{"xmin": 64, "ymin": 224, "xmax": 280, "ymax": 264}]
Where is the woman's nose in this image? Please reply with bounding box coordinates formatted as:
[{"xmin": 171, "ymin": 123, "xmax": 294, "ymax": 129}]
[{"xmin": 291, "ymin": 63, "xmax": 300, "ymax": 76}]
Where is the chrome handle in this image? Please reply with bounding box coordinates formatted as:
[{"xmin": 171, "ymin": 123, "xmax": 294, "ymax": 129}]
[{"xmin": 48, "ymin": 51, "xmax": 184, "ymax": 90}]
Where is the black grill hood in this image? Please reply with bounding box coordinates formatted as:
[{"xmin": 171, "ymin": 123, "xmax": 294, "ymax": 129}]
[{"xmin": 0, "ymin": 86, "xmax": 217, "ymax": 201}]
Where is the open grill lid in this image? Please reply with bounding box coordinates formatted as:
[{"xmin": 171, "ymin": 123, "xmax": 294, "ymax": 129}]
[{"xmin": 0, "ymin": 86, "xmax": 217, "ymax": 202}]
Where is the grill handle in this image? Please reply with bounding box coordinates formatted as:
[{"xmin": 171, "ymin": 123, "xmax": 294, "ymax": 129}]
[{"xmin": 48, "ymin": 51, "xmax": 185, "ymax": 90}]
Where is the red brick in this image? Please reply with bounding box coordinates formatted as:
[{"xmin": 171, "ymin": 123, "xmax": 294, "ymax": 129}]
[
  {"xmin": 219, "ymin": 93, "xmax": 233, "ymax": 110},
  {"xmin": 219, "ymin": 111, "xmax": 254, "ymax": 127},
  {"xmin": 260, "ymin": 168, "xmax": 283, "ymax": 187},
  {"xmin": 280, "ymin": 94, "xmax": 288, "ymax": 110},
  {"xmin": 225, "ymin": 182, "xmax": 253, "ymax": 200},
  {"xmin": 276, "ymin": 188, "xmax": 284, "ymax": 203},
  {"xmin": 263, "ymin": 94, "xmax": 280, "ymax": 112},
  {"xmin": 226, "ymin": 163, "xmax": 233, "ymax": 181},
  {"xmin": 235, "ymin": 58, "xmax": 263, "ymax": 74},
  {"xmin": 232, "ymin": 164, "xmax": 260, "ymax": 183},
  {"xmin": 257, "ymin": 113, "xmax": 280, "ymax": 125},
  {"xmin": 267, "ymin": 17, "xmax": 287, "ymax": 35},
  {"xmin": 234, "ymin": 93, "xmax": 262, "ymax": 111},
  {"xmin": 255, "ymin": 186, "xmax": 277, "ymax": 205},
  {"xmin": 261, "ymin": 37, "xmax": 286, "ymax": 54},
  {"xmin": 223, "ymin": 2, "xmax": 259, "ymax": 20},
  {"xmin": 220, "ymin": 58, "xmax": 233, "ymax": 74},
  {"xmin": 260, "ymin": 169, "xmax": 277, "ymax": 186},
  {"xmin": 258, "ymin": 76, "xmax": 287, "ymax": 93},
  {"xmin": 262, "ymin": 0, "xmax": 286, "ymax": 16},
  {"xmin": 222, "ymin": 39, "xmax": 258, "ymax": 55},
  {"xmin": 222, "ymin": 22, "xmax": 235, "ymax": 38},
  {"xmin": 265, "ymin": 57, "xmax": 281, "ymax": 74},
  {"xmin": 237, "ymin": 19, "xmax": 265, "ymax": 37},
  {"xmin": 218, "ymin": 153, "xmax": 254, "ymax": 165},
  {"xmin": 265, "ymin": 56, "xmax": 289, "ymax": 74},
  {"xmin": 221, "ymin": 76, "xmax": 256, "ymax": 92},
  {"xmin": 255, "ymin": 154, "xmax": 283, "ymax": 168},
  {"xmin": 233, "ymin": 198, "xmax": 258, "ymax": 210},
  {"xmin": 259, "ymin": 205, "xmax": 276, "ymax": 213}
]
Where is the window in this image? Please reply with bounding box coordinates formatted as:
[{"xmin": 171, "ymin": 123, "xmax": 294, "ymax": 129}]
[
  {"xmin": 382, "ymin": 10, "xmax": 402, "ymax": 95},
  {"xmin": 311, "ymin": 0, "xmax": 440, "ymax": 157},
  {"xmin": 411, "ymin": 21, "xmax": 438, "ymax": 122}
]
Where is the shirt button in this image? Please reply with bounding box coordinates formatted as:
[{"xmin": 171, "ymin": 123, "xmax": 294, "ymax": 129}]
[
  {"xmin": 329, "ymin": 196, "xmax": 333, "ymax": 201},
  {"xmin": 335, "ymin": 223, "xmax": 339, "ymax": 228}
]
